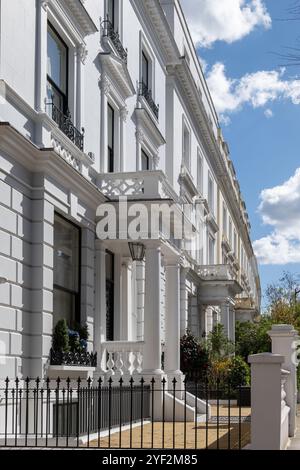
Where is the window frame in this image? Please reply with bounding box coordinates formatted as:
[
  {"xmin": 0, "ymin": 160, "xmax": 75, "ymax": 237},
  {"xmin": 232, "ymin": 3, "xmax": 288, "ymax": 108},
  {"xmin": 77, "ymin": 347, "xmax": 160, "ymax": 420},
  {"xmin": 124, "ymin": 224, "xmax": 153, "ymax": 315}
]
[
  {"xmin": 223, "ymin": 203, "xmax": 227, "ymax": 237},
  {"xmin": 142, "ymin": 51, "xmax": 149, "ymax": 89},
  {"xmin": 47, "ymin": 21, "xmax": 69, "ymax": 114},
  {"xmin": 107, "ymin": 102, "xmax": 115, "ymax": 173},
  {"xmin": 182, "ymin": 118, "xmax": 191, "ymax": 171},
  {"xmin": 106, "ymin": 250, "xmax": 115, "ymax": 341},
  {"xmin": 208, "ymin": 234, "xmax": 215, "ymax": 265},
  {"xmin": 197, "ymin": 149, "xmax": 203, "ymax": 194},
  {"xmin": 208, "ymin": 173, "xmax": 214, "ymax": 214},
  {"xmin": 53, "ymin": 213, "xmax": 81, "ymax": 326},
  {"xmin": 141, "ymin": 148, "xmax": 150, "ymax": 171}
]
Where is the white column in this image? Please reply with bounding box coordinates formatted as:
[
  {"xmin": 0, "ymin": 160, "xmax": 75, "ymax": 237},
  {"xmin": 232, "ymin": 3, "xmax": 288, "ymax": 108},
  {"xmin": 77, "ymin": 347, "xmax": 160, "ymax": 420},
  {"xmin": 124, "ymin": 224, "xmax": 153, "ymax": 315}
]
[
  {"xmin": 135, "ymin": 129, "xmax": 143, "ymax": 171},
  {"xmin": 229, "ymin": 306, "xmax": 235, "ymax": 343},
  {"xmin": 180, "ymin": 268, "xmax": 189, "ymax": 336},
  {"xmin": 249, "ymin": 353, "xmax": 287, "ymax": 450},
  {"xmin": 220, "ymin": 301, "xmax": 230, "ymax": 339},
  {"xmin": 269, "ymin": 324, "xmax": 299, "ymax": 437},
  {"xmin": 120, "ymin": 106, "xmax": 128, "ymax": 172},
  {"xmin": 189, "ymin": 296, "xmax": 199, "ymax": 337},
  {"xmin": 35, "ymin": 0, "xmax": 48, "ymax": 112},
  {"xmin": 99, "ymin": 74, "xmax": 110, "ymax": 173},
  {"xmin": 143, "ymin": 245, "xmax": 162, "ymax": 374},
  {"xmin": 94, "ymin": 241, "xmax": 107, "ymax": 373},
  {"xmin": 164, "ymin": 261, "xmax": 181, "ymax": 376}
]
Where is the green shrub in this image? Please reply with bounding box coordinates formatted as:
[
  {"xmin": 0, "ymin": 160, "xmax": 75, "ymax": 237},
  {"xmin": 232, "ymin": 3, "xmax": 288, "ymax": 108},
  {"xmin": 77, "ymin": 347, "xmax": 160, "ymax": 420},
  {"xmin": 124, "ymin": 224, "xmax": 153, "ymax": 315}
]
[
  {"xmin": 180, "ymin": 331, "xmax": 209, "ymax": 374},
  {"xmin": 206, "ymin": 324, "xmax": 235, "ymax": 359},
  {"xmin": 228, "ymin": 356, "xmax": 250, "ymax": 388},
  {"xmin": 52, "ymin": 319, "xmax": 69, "ymax": 353},
  {"xmin": 207, "ymin": 355, "xmax": 250, "ymax": 390}
]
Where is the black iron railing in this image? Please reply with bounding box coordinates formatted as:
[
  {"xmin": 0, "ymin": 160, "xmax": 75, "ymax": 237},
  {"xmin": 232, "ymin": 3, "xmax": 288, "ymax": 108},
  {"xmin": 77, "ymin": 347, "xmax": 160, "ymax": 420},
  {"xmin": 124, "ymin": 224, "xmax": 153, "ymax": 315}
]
[
  {"xmin": 138, "ymin": 81, "xmax": 159, "ymax": 119},
  {"xmin": 46, "ymin": 102, "xmax": 85, "ymax": 151},
  {"xmin": 0, "ymin": 376, "xmax": 249, "ymax": 449},
  {"xmin": 101, "ymin": 17, "xmax": 128, "ymax": 64},
  {"xmin": 50, "ymin": 348, "xmax": 97, "ymax": 367}
]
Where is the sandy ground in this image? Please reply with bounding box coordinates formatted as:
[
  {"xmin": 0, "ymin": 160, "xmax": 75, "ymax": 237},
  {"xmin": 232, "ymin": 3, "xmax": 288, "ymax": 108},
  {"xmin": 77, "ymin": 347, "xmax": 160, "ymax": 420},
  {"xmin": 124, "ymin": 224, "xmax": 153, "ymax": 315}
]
[{"xmin": 88, "ymin": 405, "xmax": 251, "ymax": 449}]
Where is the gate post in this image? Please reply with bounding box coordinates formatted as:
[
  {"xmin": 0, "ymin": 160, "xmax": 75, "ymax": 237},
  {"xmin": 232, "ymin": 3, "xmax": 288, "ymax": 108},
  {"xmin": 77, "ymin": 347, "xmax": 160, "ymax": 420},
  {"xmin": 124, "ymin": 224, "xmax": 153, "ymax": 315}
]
[
  {"xmin": 269, "ymin": 324, "xmax": 299, "ymax": 437},
  {"xmin": 249, "ymin": 353, "xmax": 289, "ymax": 450}
]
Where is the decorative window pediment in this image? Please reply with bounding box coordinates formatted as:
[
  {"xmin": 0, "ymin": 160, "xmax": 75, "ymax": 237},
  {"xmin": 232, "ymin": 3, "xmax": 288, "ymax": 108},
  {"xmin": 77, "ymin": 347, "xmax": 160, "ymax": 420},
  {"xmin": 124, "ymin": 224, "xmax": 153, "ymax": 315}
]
[{"xmin": 99, "ymin": 53, "xmax": 135, "ymax": 101}]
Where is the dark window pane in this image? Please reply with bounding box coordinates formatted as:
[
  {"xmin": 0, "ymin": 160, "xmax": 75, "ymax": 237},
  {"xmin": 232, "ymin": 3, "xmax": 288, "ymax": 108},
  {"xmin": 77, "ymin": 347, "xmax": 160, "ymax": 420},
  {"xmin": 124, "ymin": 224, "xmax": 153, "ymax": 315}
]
[
  {"xmin": 106, "ymin": 251, "xmax": 114, "ymax": 281},
  {"xmin": 53, "ymin": 288, "xmax": 75, "ymax": 326},
  {"xmin": 47, "ymin": 25, "xmax": 67, "ymax": 94},
  {"xmin": 141, "ymin": 149, "xmax": 149, "ymax": 170},
  {"xmin": 105, "ymin": 251, "xmax": 114, "ymax": 341},
  {"xmin": 107, "ymin": 0, "xmax": 115, "ymax": 29},
  {"xmin": 54, "ymin": 215, "xmax": 80, "ymax": 292},
  {"xmin": 142, "ymin": 52, "xmax": 149, "ymax": 88},
  {"xmin": 108, "ymin": 104, "xmax": 114, "ymax": 172}
]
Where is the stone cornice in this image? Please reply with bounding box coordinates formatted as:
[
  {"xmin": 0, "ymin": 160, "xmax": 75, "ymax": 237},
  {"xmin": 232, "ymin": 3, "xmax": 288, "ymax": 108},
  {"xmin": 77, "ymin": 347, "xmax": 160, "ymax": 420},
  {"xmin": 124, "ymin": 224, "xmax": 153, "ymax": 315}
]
[
  {"xmin": 52, "ymin": 0, "xmax": 98, "ymax": 38},
  {"xmin": 98, "ymin": 53, "xmax": 136, "ymax": 101}
]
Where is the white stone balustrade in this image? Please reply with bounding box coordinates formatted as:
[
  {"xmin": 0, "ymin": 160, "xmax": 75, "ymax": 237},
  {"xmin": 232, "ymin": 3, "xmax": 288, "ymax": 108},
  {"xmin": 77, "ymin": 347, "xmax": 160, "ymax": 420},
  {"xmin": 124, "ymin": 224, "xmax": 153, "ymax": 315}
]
[
  {"xmin": 101, "ymin": 341, "xmax": 144, "ymax": 378},
  {"xmin": 98, "ymin": 170, "xmax": 178, "ymax": 201},
  {"xmin": 198, "ymin": 264, "xmax": 237, "ymax": 281}
]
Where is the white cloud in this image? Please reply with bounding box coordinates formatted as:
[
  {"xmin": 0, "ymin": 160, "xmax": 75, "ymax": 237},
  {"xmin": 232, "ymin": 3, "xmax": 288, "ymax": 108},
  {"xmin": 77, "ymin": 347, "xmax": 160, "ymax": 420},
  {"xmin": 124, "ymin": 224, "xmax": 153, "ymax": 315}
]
[
  {"xmin": 264, "ymin": 108, "xmax": 273, "ymax": 118},
  {"xmin": 206, "ymin": 63, "xmax": 300, "ymax": 120},
  {"xmin": 181, "ymin": 0, "xmax": 271, "ymax": 47},
  {"xmin": 253, "ymin": 169, "xmax": 300, "ymax": 265}
]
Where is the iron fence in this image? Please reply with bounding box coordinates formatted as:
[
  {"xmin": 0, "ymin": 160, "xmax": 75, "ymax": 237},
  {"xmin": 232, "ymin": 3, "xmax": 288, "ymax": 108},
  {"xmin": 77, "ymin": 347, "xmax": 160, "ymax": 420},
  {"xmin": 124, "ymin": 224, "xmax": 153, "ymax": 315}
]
[{"xmin": 0, "ymin": 376, "xmax": 250, "ymax": 450}]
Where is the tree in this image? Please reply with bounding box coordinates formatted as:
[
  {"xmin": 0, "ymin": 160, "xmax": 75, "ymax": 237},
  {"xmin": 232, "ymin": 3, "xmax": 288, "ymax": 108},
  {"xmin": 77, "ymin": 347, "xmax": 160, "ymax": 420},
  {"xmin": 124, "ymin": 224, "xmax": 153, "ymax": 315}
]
[
  {"xmin": 264, "ymin": 271, "xmax": 300, "ymax": 334},
  {"xmin": 235, "ymin": 317, "xmax": 272, "ymax": 362},
  {"xmin": 206, "ymin": 324, "xmax": 235, "ymax": 360},
  {"xmin": 265, "ymin": 271, "xmax": 300, "ymax": 309}
]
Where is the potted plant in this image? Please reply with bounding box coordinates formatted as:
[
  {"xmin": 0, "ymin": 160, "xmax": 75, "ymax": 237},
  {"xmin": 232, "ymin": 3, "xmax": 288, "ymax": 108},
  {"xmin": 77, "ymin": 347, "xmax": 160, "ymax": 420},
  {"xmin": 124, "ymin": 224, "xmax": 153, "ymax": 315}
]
[{"xmin": 50, "ymin": 320, "xmax": 97, "ymax": 367}]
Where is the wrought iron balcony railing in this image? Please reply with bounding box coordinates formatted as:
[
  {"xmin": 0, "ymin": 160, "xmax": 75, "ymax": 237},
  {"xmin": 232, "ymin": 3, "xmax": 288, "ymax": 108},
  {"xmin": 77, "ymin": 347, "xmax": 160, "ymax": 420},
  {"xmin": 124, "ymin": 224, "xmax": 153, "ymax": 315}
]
[
  {"xmin": 138, "ymin": 81, "xmax": 159, "ymax": 119},
  {"xmin": 50, "ymin": 348, "xmax": 97, "ymax": 367},
  {"xmin": 101, "ymin": 17, "xmax": 128, "ymax": 64},
  {"xmin": 46, "ymin": 102, "xmax": 85, "ymax": 152}
]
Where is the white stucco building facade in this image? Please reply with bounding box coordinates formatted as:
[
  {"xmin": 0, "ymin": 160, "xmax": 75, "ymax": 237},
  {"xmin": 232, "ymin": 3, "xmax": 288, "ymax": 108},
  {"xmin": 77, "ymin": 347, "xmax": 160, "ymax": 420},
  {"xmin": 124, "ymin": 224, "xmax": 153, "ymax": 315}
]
[{"xmin": 0, "ymin": 0, "xmax": 260, "ymax": 386}]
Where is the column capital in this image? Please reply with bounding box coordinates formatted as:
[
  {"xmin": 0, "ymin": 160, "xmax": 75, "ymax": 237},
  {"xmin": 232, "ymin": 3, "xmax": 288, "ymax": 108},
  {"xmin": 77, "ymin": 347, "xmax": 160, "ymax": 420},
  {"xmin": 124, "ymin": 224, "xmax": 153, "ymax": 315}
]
[
  {"xmin": 95, "ymin": 239, "xmax": 107, "ymax": 253},
  {"xmin": 164, "ymin": 255, "xmax": 182, "ymax": 268},
  {"xmin": 40, "ymin": 0, "xmax": 50, "ymax": 11},
  {"xmin": 122, "ymin": 257, "xmax": 132, "ymax": 268}
]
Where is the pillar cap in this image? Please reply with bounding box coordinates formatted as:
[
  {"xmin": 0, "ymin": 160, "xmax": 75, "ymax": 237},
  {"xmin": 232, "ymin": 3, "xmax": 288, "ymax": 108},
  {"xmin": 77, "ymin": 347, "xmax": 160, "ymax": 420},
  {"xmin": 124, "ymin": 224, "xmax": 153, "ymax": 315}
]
[
  {"xmin": 248, "ymin": 352, "xmax": 285, "ymax": 364},
  {"xmin": 268, "ymin": 324, "xmax": 299, "ymax": 339}
]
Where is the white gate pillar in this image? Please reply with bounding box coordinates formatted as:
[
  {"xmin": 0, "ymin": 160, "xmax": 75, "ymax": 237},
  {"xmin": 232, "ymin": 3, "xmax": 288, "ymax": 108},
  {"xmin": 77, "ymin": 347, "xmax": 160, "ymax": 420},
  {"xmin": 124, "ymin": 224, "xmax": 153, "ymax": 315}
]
[
  {"xmin": 269, "ymin": 324, "xmax": 300, "ymax": 437},
  {"xmin": 249, "ymin": 353, "xmax": 289, "ymax": 450}
]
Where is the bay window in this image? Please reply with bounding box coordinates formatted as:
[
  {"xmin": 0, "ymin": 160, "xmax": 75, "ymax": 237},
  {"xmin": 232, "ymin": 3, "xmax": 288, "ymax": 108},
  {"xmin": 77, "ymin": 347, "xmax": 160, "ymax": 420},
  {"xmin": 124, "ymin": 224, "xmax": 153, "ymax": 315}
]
[{"xmin": 53, "ymin": 214, "xmax": 80, "ymax": 327}]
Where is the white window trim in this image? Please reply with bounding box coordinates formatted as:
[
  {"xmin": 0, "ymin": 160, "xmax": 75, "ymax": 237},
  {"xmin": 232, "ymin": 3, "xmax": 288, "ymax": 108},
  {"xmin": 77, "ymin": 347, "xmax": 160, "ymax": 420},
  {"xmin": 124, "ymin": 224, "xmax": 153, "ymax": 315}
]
[
  {"xmin": 139, "ymin": 32, "xmax": 156, "ymax": 99},
  {"xmin": 197, "ymin": 148, "xmax": 203, "ymax": 194},
  {"xmin": 182, "ymin": 115, "xmax": 191, "ymax": 171},
  {"xmin": 208, "ymin": 172, "xmax": 214, "ymax": 214}
]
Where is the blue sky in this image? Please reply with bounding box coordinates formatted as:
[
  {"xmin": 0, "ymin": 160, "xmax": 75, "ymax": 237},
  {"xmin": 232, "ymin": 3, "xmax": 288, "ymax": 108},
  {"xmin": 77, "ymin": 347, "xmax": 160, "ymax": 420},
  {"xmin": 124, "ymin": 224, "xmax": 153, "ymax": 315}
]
[{"xmin": 182, "ymin": 0, "xmax": 300, "ymax": 308}]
